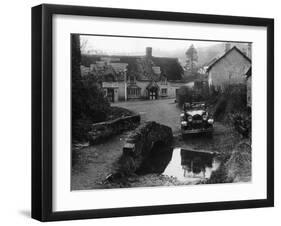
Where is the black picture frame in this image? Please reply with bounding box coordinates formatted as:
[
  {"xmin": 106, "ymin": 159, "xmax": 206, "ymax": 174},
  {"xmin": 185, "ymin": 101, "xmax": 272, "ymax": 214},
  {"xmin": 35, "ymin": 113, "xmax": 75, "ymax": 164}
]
[{"xmin": 32, "ymin": 4, "xmax": 274, "ymax": 222}]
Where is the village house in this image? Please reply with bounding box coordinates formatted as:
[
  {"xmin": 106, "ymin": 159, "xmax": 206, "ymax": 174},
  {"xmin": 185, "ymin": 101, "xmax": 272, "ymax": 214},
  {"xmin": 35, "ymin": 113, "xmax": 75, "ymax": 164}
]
[
  {"xmin": 206, "ymin": 44, "xmax": 252, "ymax": 91},
  {"xmin": 82, "ymin": 47, "xmax": 186, "ymax": 102}
]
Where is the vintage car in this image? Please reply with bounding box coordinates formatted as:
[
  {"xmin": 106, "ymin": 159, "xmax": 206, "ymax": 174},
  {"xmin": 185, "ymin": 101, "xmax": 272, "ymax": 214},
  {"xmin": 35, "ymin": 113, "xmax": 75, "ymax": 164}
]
[{"xmin": 180, "ymin": 102, "xmax": 214, "ymax": 135}]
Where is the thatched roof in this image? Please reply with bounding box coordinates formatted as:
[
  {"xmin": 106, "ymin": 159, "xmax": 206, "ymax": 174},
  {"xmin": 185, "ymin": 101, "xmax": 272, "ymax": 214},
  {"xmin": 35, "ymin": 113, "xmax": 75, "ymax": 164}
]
[{"xmin": 81, "ymin": 54, "xmax": 183, "ymax": 81}]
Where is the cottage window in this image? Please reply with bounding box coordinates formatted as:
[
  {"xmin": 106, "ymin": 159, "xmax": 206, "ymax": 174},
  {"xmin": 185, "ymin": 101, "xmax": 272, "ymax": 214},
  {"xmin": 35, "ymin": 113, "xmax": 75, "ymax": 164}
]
[
  {"xmin": 161, "ymin": 88, "xmax": 167, "ymax": 96},
  {"xmin": 127, "ymin": 87, "xmax": 141, "ymax": 97}
]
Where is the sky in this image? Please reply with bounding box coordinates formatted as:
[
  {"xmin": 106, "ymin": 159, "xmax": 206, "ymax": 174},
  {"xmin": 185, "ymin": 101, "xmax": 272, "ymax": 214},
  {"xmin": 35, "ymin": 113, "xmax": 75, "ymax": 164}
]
[{"xmin": 80, "ymin": 34, "xmax": 224, "ymax": 56}]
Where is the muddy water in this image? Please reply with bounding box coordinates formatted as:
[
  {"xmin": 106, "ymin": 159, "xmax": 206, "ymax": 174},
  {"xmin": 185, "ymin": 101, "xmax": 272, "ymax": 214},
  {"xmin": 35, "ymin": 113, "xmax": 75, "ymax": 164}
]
[
  {"xmin": 137, "ymin": 146, "xmax": 220, "ymax": 184},
  {"xmin": 163, "ymin": 148, "xmax": 220, "ymax": 183}
]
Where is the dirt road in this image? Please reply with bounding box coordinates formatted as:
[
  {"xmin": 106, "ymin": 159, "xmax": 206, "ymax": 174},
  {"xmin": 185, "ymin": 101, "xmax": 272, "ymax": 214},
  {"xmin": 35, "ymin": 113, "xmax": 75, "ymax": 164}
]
[
  {"xmin": 112, "ymin": 99, "xmax": 181, "ymax": 134},
  {"xmin": 113, "ymin": 99, "xmax": 238, "ymax": 155}
]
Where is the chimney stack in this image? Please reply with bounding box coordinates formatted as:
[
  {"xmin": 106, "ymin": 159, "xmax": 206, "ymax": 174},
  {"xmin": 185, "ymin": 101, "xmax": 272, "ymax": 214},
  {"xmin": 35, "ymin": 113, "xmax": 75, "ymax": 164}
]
[
  {"xmin": 225, "ymin": 43, "xmax": 231, "ymax": 53},
  {"xmin": 146, "ymin": 47, "xmax": 152, "ymax": 58}
]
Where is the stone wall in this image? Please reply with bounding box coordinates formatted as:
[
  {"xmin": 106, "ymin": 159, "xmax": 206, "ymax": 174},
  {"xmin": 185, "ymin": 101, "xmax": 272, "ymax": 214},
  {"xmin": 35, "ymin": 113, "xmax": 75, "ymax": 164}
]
[
  {"xmin": 88, "ymin": 114, "xmax": 141, "ymax": 145},
  {"xmin": 117, "ymin": 121, "xmax": 173, "ymax": 175}
]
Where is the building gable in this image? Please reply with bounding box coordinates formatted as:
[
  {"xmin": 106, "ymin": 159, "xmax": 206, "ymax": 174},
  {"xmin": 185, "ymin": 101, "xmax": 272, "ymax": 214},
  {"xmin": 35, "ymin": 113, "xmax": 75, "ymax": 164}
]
[
  {"xmin": 207, "ymin": 46, "xmax": 251, "ymax": 88},
  {"xmin": 207, "ymin": 46, "xmax": 251, "ymax": 73}
]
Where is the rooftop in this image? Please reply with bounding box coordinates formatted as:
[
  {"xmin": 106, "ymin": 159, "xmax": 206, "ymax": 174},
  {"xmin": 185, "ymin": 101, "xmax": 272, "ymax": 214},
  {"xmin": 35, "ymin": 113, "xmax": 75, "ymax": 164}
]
[
  {"xmin": 206, "ymin": 46, "xmax": 251, "ymax": 73},
  {"xmin": 81, "ymin": 52, "xmax": 184, "ymax": 81}
]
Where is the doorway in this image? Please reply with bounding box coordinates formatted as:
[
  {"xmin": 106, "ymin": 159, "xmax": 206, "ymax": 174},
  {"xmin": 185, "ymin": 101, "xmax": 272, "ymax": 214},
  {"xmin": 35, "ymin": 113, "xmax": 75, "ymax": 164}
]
[
  {"xmin": 148, "ymin": 87, "xmax": 158, "ymax": 100},
  {"xmin": 107, "ymin": 88, "xmax": 115, "ymax": 102}
]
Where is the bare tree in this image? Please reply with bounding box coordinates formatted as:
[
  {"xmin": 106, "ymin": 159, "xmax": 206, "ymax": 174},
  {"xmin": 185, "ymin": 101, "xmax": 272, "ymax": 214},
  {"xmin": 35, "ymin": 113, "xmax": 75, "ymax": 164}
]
[{"xmin": 80, "ymin": 39, "xmax": 88, "ymax": 54}]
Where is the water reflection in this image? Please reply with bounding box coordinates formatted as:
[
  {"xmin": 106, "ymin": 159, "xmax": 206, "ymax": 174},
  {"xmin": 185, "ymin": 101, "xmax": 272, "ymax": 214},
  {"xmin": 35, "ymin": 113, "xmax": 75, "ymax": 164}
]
[
  {"xmin": 136, "ymin": 143, "xmax": 220, "ymax": 183},
  {"xmin": 163, "ymin": 148, "xmax": 220, "ymax": 182},
  {"xmin": 136, "ymin": 141, "xmax": 173, "ymax": 175}
]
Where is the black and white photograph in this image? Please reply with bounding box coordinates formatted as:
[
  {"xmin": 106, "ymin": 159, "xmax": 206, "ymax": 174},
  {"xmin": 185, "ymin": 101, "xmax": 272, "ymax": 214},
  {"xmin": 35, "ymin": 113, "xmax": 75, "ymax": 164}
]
[
  {"xmin": 71, "ymin": 34, "xmax": 252, "ymax": 190},
  {"xmin": 0, "ymin": 0, "xmax": 278, "ymax": 223},
  {"xmin": 30, "ymin": 2, "xmax": 274, "ymax": 222}
]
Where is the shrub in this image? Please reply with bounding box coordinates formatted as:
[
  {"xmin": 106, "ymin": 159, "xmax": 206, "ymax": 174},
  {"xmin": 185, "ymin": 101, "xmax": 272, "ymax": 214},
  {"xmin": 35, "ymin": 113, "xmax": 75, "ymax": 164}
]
[
  {"xmin": 71, "ymin": 34, "xmax": 110, "ymax": 142},
  {"xmin": 177, "ymin": 86, "xmax": 208, "ymax": 107},
  {"xmin": 213, "ymin": 84, "xmax": 247, "ymax": 121},
  {"xmin": 177, "ymin": 86, "xmax": 193, "ymax": 107},
  {"xmin": 229, "ymin": 111, "xmax": 251, "ymax": 138}
]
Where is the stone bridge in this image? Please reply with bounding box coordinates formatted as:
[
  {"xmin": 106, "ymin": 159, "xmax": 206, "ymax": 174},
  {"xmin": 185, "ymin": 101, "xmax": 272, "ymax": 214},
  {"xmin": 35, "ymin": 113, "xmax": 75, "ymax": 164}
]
[
  {"xmin": 117, "ymin": 121, "xmax": 173, "ymax": 175},
  {"xmin": 88, "ymin": 114, "xmax": 141, "ymax": 145}
]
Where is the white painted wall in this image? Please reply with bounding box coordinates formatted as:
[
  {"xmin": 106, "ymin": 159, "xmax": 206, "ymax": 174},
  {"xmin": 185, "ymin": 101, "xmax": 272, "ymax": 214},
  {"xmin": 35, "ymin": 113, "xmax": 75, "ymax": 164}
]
[{"xmin": 0, "ymin": 1, "xmax": 279, "ymax": 226}]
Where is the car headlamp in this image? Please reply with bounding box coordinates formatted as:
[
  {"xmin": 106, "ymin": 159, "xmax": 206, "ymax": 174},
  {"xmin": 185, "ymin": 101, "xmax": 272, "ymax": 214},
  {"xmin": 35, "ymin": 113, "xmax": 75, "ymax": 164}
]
[
  {"xmin": 208, "ymin": 118, "xmax": 214, "ymax": 124},
  {"xmin": 181, "ymin": 121, "xmax": 187, "ymax": 126},
  {"xmin": 187, "ymin": 116, "xmax": 192, "ymax": 122},
  {"xmin": 180, "ymin": 113, "xmax": 185, "ymax": 120},
  {"xmin": 202, "ymin": 114, "xmax": 208, "ymax": 120}
]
